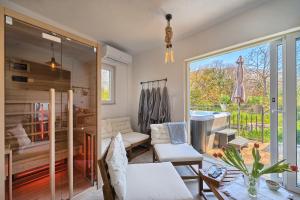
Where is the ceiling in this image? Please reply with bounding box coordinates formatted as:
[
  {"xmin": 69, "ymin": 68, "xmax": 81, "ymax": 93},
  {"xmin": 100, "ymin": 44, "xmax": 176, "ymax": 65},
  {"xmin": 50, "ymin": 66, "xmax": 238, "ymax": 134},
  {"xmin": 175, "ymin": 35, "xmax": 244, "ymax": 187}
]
[{"xmin": 9, "ymin": 0, "xmax": 269, "ymax": 54}]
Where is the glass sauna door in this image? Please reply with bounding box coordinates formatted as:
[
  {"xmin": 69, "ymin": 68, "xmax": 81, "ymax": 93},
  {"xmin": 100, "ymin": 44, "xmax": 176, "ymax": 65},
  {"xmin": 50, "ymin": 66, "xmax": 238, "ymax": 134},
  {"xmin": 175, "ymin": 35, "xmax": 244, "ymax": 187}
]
[
  {"xmin": 61, "ymin": 37, "xmax": 97, "ymax": 196},
  {"xmin": 5, "ymin": 17, "xmax": 64, "ymax": 199},
  {"xmin": 5, "ymin": 16, "xmax": 97, "ymax": 200}
]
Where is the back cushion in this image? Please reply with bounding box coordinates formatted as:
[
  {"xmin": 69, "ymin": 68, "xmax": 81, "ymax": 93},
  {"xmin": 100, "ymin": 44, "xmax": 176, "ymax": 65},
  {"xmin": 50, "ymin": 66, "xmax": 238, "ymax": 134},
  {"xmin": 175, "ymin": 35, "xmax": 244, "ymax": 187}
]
[
  {"xmin": 101, "ymin": 119, "xmax": 113, "ymax": 138},
  {"xmin": 7, "ymin": 124, "xmax": 31, "ymax": 147},
  {"xmin": 110, "ymin": 117, "xmax": 133, "ymax": 134},
  {"xmin": 150, "ymin": 124, "xmax": 171, "ymax": 145},
  {"xmin": 106, "ymin": 133, "xmax": 128, "ymax": 200}
]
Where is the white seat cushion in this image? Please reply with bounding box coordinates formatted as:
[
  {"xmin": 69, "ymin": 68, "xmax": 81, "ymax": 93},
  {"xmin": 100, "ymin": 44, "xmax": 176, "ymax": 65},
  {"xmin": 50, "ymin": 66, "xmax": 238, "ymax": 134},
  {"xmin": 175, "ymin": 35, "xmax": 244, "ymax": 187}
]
[
  {"xmin": 126, "ymin": 162, "xmax": 193, "ymax": 200},
  {"xmin": 123, "ymin": 140, "xmax": 131, "ymax": 149},
  {"xmin": 122, "ymin": 132, "xmax": 149, "ymax": 145},
  {"xmin": 7, "ymin": 124, "xmax": 31, "ymax": 147},
  {"xmin": 154, "ymin": 143, "xmax": 203, "ymax": 162},
  {"xmin": 106, "ymin": 133, "xmax": 128, "ymax": 200},
  {"xmin": 102, "ymin": 137, "xmax": 131, "ymax": 154},
  {"xmin": 101, "ymin": 138, "xmax": 112, "ymax": 156}
]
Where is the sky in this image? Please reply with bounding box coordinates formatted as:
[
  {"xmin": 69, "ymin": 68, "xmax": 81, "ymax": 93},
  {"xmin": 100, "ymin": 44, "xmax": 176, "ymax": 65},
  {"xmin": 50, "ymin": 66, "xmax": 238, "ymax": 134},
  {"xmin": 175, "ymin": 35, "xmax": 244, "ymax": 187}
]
[{"xmin": 189, "ymin": 43, "xmax": 269, "ymax": 72}]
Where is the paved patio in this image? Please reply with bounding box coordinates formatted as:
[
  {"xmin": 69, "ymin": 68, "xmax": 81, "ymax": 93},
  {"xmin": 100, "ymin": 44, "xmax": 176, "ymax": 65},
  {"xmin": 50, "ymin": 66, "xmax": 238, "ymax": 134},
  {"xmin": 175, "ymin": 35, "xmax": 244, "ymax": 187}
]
[{"xmin": 206, "ymin": 141, "xmax": 271, "ymax": 166}]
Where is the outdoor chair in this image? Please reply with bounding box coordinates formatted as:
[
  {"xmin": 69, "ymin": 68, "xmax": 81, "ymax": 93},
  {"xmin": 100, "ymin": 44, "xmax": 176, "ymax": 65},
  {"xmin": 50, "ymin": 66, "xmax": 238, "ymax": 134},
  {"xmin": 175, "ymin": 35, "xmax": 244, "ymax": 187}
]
[
  {"xmin": 99, "ymin": 134, "xmax": 193, "ymax": 200},
  {"xmin": 150, "ymin": 123, "xmax": 204, "ymax": 195}
]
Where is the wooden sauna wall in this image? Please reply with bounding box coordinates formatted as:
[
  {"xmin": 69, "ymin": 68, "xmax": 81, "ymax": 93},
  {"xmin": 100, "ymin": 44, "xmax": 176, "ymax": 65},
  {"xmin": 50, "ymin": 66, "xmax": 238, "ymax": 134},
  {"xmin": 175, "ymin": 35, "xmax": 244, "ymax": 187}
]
[
  {"xmin": 5, "ymin": 58, "xmax": 70, "ymax": 148},
  {"xmin": 5, "ymin": 43, "xmax": 94, "ymax": 154}
]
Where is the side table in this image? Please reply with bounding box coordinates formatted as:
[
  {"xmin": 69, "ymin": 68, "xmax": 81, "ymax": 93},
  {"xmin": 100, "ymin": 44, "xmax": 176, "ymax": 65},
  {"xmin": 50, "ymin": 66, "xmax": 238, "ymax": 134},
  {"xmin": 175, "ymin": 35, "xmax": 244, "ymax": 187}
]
[{"xmin": 215, "ymin": 128, "xmax": 237, "ymax": 147}]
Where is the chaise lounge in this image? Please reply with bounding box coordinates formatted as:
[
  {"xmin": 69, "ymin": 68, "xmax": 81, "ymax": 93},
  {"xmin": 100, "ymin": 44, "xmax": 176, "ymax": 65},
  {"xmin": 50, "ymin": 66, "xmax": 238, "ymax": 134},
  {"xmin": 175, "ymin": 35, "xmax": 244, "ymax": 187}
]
[
  {"xmin": 101, "ymin": 117, "xmax": 150, "ymax": 160},
  {"xmin": 151, "ymin": 123, "xmax": 204, "ymax": 194},
  {"xmin": 99, "ymin": 133, "xmax": 193, "ymax": 200}
]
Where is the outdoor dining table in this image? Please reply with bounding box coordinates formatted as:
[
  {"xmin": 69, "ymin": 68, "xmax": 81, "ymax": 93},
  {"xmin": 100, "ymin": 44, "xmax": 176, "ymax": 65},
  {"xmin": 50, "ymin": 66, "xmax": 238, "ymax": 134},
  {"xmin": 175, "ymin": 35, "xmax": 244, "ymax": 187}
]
[{"xmin": 199, "ymin": 168, "xmax": 296, "ymax": 200}]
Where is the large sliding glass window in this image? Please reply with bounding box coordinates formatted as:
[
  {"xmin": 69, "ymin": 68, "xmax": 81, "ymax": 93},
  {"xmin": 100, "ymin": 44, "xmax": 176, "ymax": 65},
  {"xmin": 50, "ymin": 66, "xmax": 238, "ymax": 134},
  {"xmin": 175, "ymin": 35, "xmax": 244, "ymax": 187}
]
[
  {"xmin": 277, "ymin": 44, "xmax": 284, "ymax": 162},
  {"xmin": 187, "ymin": 31, "xmax": 300, "ymax": 193},
  {"xmin": 285, "ymin": 32, "xmax": 300, "ymax": 193},
  {"xmin": 188, "ymin": 42, "xmax": 272, "ymax": 168},
  {"xmin": 296, "ymin": 38, "xmax": 300, "ymax": 186}
]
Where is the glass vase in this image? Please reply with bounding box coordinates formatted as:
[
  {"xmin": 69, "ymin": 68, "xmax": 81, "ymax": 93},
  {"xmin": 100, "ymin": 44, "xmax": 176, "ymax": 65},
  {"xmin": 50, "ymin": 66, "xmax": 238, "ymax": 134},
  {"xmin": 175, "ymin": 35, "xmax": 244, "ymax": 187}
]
[{"xmin": 244, "ymin": 175, "xmax": 260, "ymax": 198}]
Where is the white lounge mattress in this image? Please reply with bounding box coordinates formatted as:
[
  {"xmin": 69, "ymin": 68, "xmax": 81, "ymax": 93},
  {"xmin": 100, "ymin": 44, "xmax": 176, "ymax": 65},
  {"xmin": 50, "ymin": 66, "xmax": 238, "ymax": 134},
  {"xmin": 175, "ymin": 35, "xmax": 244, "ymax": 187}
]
[
  {"xmin": 154, "ymin": 143, "xmax": 203, "ymax": 162},
  {"xmin": 122, "ymin": 132, "xmax": 149, "ymax": 145},
  {"xmin": 126, "ymin": 162, "xmax": 193, "ymax": 200}
]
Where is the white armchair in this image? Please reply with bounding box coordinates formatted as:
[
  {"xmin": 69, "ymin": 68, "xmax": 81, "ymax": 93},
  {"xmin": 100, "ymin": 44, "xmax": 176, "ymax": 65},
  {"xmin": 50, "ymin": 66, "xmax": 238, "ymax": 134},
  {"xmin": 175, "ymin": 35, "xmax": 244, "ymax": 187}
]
[{"xmin": 150, "ymin": 123, "xmax": 203, "ymax": 195}]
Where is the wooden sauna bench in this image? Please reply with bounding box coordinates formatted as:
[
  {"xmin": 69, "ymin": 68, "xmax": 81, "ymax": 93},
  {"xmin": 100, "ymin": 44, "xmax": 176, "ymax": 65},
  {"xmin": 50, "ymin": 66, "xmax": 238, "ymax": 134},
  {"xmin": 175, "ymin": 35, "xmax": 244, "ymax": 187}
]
[
  {"xmin": 12, "ymin": 141, "xmax": 80, "ymax": 175},
  {"xmin": 9, "ymin": 135, "xmax": 81, "ymax": 188}
]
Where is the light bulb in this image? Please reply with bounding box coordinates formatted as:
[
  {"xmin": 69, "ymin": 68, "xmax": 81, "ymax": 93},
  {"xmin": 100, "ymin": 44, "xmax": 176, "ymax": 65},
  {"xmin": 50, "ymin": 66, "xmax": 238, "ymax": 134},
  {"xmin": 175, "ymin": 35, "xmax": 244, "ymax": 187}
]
[
  {"xmin": 51, "ymin": 62, "xmax": 55, "ymax": 69},
  {"xmin": 170, "ymin": 49, "xmax": 174, "ymax": 63},
  {"xmin": 165, "ymin": 50, "xmax": 169, "ymax": 63}
]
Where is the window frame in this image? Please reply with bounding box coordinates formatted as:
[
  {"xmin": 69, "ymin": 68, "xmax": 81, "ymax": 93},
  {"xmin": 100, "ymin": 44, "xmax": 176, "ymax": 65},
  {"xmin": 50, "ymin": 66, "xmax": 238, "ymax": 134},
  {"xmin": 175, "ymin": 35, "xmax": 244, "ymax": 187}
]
[{"xmin": 101, "ymin": 64, "xmax": 115, "ymax": 105}]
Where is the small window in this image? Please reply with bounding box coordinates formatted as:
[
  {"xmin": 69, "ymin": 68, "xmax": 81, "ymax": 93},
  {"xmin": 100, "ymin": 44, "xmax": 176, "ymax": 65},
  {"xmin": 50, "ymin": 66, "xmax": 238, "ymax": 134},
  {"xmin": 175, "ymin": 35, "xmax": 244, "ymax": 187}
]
[{"xmin": 101, "ymin": 65, "xmax": 115, "ymax": 104}]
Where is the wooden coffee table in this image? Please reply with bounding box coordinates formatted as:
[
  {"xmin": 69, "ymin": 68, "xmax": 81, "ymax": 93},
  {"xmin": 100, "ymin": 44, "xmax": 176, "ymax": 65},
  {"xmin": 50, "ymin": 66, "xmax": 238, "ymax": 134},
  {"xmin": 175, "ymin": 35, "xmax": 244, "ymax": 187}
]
[
  {"xmin": 200, "ymin": 167, "xmax": 297, "ymax": 200},
  {"xmin": 199, "ymin": 168, "xmax": 241, "ymax": 200}
]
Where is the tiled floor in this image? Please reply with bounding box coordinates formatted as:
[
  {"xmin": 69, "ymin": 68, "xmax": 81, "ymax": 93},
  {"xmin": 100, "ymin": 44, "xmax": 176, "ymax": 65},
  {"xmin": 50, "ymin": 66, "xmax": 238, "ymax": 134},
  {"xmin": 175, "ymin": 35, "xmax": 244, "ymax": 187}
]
[
  {"xmin": 75, "ymin": 147, "xmax": 300, "ymax": 200},
  {"xmin": 74, "ymin": 148, "xmax": 300, "ymax": 200}
]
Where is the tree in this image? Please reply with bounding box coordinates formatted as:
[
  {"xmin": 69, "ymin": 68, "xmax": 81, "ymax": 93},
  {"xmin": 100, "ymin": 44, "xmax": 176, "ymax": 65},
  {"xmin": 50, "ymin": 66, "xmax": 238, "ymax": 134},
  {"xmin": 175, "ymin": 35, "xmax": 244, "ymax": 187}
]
[
  {"xmin": 246, "ymin": 46, "xmax": 270, "ymax": 97},
  {"xmin": 190, "ymin": 60, "xmax": 235, "ymax": 109}
]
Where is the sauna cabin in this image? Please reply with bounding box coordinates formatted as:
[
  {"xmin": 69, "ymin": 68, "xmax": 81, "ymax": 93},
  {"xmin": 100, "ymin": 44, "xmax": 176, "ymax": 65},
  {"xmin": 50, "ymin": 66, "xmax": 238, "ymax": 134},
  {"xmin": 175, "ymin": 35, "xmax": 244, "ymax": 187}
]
[{"xmin": 4, "ymin": 17, "xmax": 99, "ymax": 199}]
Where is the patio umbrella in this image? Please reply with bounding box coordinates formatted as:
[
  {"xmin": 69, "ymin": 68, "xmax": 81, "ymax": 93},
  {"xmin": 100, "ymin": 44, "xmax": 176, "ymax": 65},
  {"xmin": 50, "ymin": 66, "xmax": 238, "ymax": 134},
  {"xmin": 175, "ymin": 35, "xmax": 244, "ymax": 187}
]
[{"xmin": 232, "ymin": 56, "xmax": 246, "ymax": 134}]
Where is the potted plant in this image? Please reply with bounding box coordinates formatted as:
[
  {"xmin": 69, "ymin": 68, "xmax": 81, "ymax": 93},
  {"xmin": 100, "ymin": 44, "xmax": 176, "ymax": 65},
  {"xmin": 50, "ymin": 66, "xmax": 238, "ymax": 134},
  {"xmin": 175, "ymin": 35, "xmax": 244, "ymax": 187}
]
[
  {"xmin": 219, "ymin": 95, "xmax": 231, "ymax": 111},
  {"xmin": 213, "ymin": 144, "xmax": 298, "ymax": 198}
]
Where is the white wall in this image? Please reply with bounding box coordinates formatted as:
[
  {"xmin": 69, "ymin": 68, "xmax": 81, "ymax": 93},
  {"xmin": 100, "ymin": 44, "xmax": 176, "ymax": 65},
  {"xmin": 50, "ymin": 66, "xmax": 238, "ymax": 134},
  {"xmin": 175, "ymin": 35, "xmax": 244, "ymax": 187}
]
[
  {"xmin": 130, "ymin": 0, "xmax": 300, "ymax": 130},
  {"xmin": 101, "ymin": 58, "xmax": 132, "ymax": 119}
]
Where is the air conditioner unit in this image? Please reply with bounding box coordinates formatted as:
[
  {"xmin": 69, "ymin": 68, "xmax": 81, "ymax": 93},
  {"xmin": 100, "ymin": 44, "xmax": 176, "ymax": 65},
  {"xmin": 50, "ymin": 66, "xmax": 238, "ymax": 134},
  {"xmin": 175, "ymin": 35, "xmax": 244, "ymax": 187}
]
[{"xmin": 102, "ymin": 45, "xmax": 132, "ymax": 64}]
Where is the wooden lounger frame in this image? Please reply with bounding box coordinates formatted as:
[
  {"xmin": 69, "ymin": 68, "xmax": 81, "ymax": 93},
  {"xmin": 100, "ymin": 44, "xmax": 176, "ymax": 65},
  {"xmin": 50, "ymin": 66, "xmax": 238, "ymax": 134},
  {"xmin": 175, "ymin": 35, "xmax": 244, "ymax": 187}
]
[
  {"xmin": 98, "ymin": 146, "xmax": 115, "ymax": 200},
  {"xmin": 199, "ymin": 168, "xmax": 242, "ymax": 200},
  {"xmin": 153, "ymin": 147, "xmax": 203, "ymax": 195},
  {"xmin": 126, "ymin": 138, "xmax": 151, "ymax": 161},
  {"xmin": 98, "ymin": 138, "xmax": 151, "ymax": 199}
]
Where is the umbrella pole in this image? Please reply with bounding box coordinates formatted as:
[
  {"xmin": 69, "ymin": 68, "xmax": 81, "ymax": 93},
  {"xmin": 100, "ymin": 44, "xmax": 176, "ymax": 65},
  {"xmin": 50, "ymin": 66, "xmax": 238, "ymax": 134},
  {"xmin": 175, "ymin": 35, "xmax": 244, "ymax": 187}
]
[{"xmin": 238, "ymin": 101, "xmax": 240, "ymax": 135}]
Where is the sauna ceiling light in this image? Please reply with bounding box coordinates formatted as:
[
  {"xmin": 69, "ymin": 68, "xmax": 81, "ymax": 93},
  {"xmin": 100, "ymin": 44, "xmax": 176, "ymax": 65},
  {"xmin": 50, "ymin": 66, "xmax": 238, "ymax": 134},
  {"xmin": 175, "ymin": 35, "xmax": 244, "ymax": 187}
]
[
  {"xmin": 42, "ymin": 32, "xmax": 61, "ymax": 43},
  {"xmin": 45, "ymin": 42, "xmax": 60, "ymax": 70}
]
